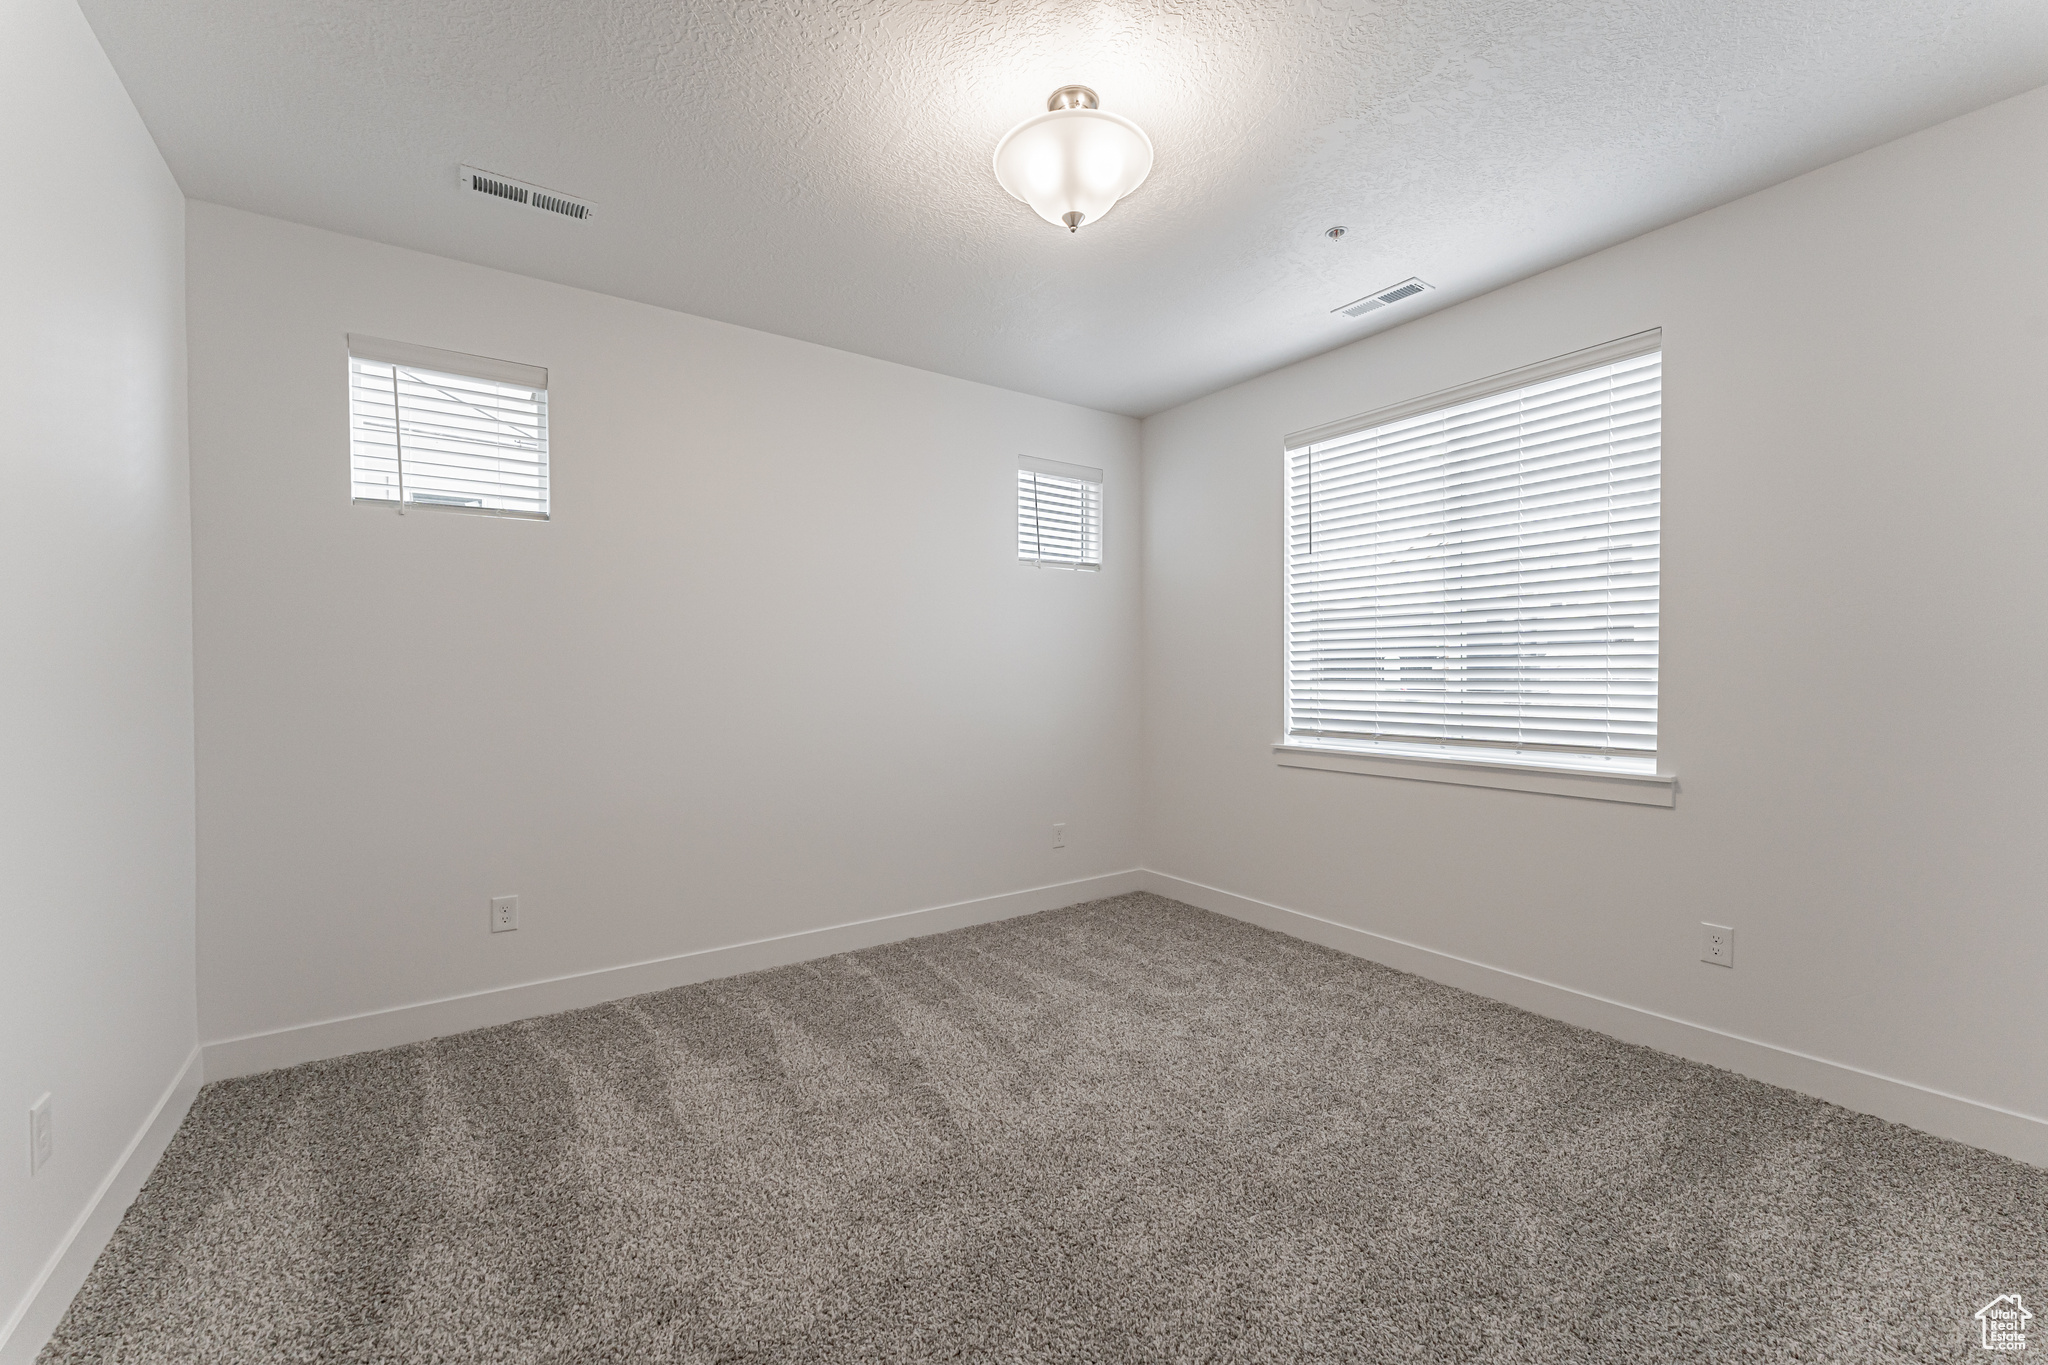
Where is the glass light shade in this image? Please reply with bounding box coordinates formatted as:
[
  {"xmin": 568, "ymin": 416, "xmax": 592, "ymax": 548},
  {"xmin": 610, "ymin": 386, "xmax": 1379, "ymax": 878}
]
[{"xmin": 993, "ymin": 108, "xmax": 1154, "ymax": 231}]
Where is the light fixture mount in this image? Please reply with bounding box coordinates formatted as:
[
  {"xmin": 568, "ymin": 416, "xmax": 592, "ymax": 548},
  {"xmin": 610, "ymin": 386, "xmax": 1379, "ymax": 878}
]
[{"xmin": 993, "ymin": 86, "xmax": 1153, "ymax": 234}]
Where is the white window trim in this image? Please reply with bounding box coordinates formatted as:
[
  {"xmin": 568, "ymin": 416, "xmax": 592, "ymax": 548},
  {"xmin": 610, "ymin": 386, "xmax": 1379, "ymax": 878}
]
[
  {"xmin": 1019, "ymin": 455, "xmax": 1101, "ymax": 482},
  {"xmin": 347, "ymin": 334, "xmax": 550, "ymax": 520},
  {"xmin": 1278, "ymin": 329, "xmax": 1673, "ymax": 806},
  {"xmin": 347, "ymin": 334, "xmax": 547, "ymax": 390},
  {"xmin": 1017, "ymin": 455, "xmax": 1103, "ymax": 571},
  {"xmin": 1282, "ymin": 329, "xmax": 1660, "ymax": 450},
  {"xmin": 1274, "ymin": 739, "xmax": 1675, "ymax": 807}
]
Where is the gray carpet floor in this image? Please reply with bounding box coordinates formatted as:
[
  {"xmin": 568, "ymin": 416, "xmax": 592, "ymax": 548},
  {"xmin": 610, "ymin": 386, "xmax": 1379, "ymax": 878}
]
[{"xmin": 40, "ymin": 893, "xmax": 2048, "ymax": 1363}]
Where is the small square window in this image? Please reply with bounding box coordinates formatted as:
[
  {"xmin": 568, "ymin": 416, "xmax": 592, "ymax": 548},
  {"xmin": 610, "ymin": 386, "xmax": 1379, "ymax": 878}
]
[
  {"xmin": 348, "ymin": 335, "xmax": 549, "ymax": 519},
  {"xmin": 1017, "ymin": 456, "xmax": 1102, "ymax": 569}
]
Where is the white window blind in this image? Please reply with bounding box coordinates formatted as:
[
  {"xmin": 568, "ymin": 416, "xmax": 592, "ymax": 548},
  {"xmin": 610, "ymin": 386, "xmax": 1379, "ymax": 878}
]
[
  {"xmin": 1018, "ymin": 456, "xmax": 1103, "ymax": 568},
  {"xmin": 348, "ymin": 335, "xmax": 549, "ymax": 519},
  {"xmin": 1285, "ymin": 334, "xmax": 1661, "ymax": 769}
]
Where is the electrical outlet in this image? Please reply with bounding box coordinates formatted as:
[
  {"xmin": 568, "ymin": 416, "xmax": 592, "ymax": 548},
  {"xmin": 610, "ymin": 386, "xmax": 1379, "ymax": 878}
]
[
  {"xmin": 1701, "ymin": 922, "xmax": 1734, "ymax": 968},
  {"xmin": 29, "ymin": 1094, "xmax": 52, "ymax": 1175},
  {"xmin": 1052, "ymin": 823, "xmax": 1066, "ymax": 849},
  {"xmin": 491, "ymin": 895, "xmax": 518, "ymax": 933}
]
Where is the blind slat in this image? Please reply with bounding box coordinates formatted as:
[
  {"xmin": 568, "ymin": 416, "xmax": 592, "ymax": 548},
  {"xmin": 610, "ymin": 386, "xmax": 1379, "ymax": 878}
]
[
  {"xmin": 1286, "ymin": 349, "xmax": 1661, "ymax": 758},
  {"xmin": 348, "ymin": 354, "xmax": 550, "ymax": 517},
  {"xmin": 1018, "ymin": 467, "xmax": 1102, "ymax": 567}
]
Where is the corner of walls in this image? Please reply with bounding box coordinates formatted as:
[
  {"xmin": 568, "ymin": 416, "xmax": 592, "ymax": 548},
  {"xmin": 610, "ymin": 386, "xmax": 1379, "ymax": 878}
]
[
  {"xmin": 184, "ymin": 205, "xmax": 1144, "ymax": 1064},
  {"xmin": 1133, "ymin": 82, "xmax": 2048, "ymax": 1167}
]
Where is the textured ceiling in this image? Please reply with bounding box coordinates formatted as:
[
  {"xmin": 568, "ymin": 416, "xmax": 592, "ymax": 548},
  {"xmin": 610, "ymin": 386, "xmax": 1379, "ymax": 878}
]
[{"xmin": 80, "ymin": 0, "xmax": 2048, "ymax": 415}]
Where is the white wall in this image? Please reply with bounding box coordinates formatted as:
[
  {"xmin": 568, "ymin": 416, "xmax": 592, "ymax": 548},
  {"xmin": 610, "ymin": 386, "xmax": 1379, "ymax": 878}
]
[
  {"xmin": 0, "ymin": 0, "xmax": 198, "ymax": 1354},
  {"xmin": 1142, "ymin": 84, "xmax": 2048, "ymax": 1145},
  {"xmin": 187, "ymin": 203, "xmax": 1141, "ymax": 1054}
]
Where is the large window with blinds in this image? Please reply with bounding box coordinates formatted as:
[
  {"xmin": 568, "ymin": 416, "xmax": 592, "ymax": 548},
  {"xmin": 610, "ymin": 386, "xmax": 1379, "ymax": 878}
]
[
  {"xmin": 1284, "ymin": 333, "xmax": 1661, "ymax": 772},
  {"xmin": 1018, "ymin": 456, "xmax": 1103, "ymax": 569},
  {"xmin": 348, "ymin": 335, "xmax": 549, "ymax": 519}
]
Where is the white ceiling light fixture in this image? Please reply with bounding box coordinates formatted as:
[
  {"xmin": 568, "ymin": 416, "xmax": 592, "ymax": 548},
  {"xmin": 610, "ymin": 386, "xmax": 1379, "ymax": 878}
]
[{"xmin": 993, "ymin": 86, "xmax": 1153, "ymax": 234}]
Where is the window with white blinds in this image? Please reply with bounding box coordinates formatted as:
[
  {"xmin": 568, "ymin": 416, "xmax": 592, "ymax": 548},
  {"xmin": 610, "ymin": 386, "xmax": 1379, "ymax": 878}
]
[
  {"xmin": 348, "ymin": 335, "xmax": 549, "ymax": 519},
  {"xmin": 1284, "ymin": 333, "xmax": 1661, "ymax": 771},
  {"xmin": 1018, "ymin": 456, "xmax": 1103, "ymax": 568}
]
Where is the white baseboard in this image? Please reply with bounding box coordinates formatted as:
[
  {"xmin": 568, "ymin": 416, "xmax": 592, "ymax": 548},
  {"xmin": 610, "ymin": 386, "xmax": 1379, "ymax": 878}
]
[
  {"xmin": 204, "ymin": 870, "xmax": 1149, "ymax": 1081},
  {"xmin": 1141, "ymin": 870, "xmax": 2048, "ymax": 1169},
  {"xmin": 0, "ymin": 1045, "xmax": 204, "ymax": 1365},
  {"xmin": 22, "ymin": 870, "xmax": 2033, "ymax": 1363}
]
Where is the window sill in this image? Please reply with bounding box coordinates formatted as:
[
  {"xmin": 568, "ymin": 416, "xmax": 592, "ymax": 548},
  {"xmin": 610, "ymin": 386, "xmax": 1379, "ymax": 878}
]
[
  {"xmin": 1274, "ymin": 741, "xmax": 1676, "ymax": 807},
  {"xmin": 354, "ymin": 497, "xmax": 548, "ymax": 521}
]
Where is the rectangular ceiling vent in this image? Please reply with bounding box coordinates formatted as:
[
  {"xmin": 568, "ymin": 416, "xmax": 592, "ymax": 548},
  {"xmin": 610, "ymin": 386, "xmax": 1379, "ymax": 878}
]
[
  {"xmin": 458, "ymin": 165, "xmax": 594, "ymax": 222},
  {"xmin": 1334, "ymin": 277, "xmax": 1434, "ymax": 318}
]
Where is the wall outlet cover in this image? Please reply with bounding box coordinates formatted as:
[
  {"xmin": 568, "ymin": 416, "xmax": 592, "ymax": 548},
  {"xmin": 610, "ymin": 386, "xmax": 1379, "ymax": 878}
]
[
  {"xmin": 1701, "ymin": 922, "xmax": 1734, "ymax": 967},
  {"xmin": 29, "ymin": 1093, "xmax": 53, "ymax": 1175},
  {"xmin": 491, "ymin": 895, "xmax": 518, "ymax": 933}
]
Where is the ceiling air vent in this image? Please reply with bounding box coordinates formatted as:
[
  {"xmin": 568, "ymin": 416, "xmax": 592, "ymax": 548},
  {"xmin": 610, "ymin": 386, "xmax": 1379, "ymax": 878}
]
[
  {"xmin": 458, "ymin": 165, "xmax": 594, "ymax": 222},
  {"xmin": 1334, "ymin": 276, "xmax": 1434, "ymax": 319}
]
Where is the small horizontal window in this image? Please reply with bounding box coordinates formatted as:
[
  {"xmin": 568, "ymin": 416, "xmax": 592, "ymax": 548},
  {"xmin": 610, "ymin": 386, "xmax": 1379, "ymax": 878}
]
[
  {"xmin": 347, "ymin": 335, "xmax": 548, "ymax": 519},
  {"xmin": 1018, "ymin": 455, "xmax": 1102, "ymax": 569}
]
